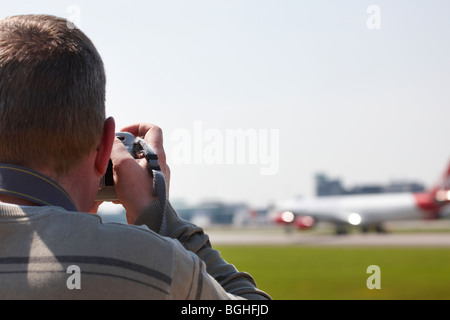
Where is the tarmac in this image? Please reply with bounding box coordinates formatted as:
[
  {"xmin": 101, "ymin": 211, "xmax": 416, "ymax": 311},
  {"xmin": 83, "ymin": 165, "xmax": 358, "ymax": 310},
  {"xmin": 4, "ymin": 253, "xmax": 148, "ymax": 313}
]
[
  {"xmin": 208, "ymin": 231, "xmax": 450, "ymax": 247},
  {"xmin": 206, "ymin": 220, "xmax": 450, "ymax": 247},
  {"xmin": 97, "ymin": 210, "xmax": 450, "ymax": 247}
]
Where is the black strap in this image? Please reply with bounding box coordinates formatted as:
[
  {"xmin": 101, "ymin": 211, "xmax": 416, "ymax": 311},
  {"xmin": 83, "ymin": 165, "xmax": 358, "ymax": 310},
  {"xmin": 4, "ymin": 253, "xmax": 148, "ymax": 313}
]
[
  {"xmin": 134, "ymin": 138, "xmax": 167, "ymax": 221},
  {"xmin": 0, "ymin": 164, "xmax": 77, "ymax": 212}
]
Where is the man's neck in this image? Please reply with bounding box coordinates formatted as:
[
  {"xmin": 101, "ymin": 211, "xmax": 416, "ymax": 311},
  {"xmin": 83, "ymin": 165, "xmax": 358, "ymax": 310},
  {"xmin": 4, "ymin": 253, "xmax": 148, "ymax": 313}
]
[{"xmin": 0, "ymin": 160, "xmax": 99, "ymax": 213}]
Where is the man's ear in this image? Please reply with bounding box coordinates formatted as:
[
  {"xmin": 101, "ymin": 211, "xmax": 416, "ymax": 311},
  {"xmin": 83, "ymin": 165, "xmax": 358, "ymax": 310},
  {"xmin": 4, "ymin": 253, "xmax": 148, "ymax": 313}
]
[{"xmin": 95, "ymin": 117, "xmax": 116, "ymax": 176}]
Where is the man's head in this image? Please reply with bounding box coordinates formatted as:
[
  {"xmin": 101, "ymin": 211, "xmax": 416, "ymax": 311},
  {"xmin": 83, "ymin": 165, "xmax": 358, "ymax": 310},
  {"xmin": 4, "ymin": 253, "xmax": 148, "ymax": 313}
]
[{"xmin": 0, "ymin": 14, "xmax": 106, "ymax": 177}]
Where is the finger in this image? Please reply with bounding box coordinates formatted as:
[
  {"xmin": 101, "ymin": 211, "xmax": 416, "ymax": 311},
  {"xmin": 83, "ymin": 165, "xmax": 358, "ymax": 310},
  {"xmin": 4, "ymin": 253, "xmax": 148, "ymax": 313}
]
[
  {"xmin": 120, "ymin": 123, "xmax": 161, "ymax": 141},
  {"xmin": 119, "ymin": 123, "xmax": 170, "ymax": 199},
  {"xmin": 120, "ymin": 123, "xmax": 167, "ymax": 171},
  {"xmin": 109, "ymin": 137, "xmax": 156, "ymax": 222},
  {"xmin": 120, "ymin": 123, "xmax": 146, "ymax": 136}
]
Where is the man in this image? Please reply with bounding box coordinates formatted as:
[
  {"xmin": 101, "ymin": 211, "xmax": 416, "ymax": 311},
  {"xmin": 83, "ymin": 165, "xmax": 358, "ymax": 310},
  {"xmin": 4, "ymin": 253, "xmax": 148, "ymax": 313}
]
[{"xmin": 0, "ymin": 14, "xmax": 270, "ymax": 300}]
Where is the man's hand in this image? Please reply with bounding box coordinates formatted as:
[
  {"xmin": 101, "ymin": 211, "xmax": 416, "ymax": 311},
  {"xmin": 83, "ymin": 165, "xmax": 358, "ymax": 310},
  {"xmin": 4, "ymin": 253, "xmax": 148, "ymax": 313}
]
[{"xmin": 110, "ymin": 123, "xmax": 170, "ymax": 224}]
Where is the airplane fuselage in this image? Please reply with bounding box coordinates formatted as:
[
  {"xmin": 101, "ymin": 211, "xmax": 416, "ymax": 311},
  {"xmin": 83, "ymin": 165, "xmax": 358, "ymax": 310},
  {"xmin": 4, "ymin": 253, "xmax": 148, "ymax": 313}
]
[{"xmin": 274, "ymin": 192, "xmax": 434, "ymax": 228}]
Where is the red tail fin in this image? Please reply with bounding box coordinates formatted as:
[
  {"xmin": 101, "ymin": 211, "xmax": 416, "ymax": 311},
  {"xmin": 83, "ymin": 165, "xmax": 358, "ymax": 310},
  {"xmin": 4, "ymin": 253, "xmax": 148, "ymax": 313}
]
[
  {"xmin": 432, "ymin": 159, "xmax": 450, "ymax": 202},
  {"xmin": 414, "ymin": 159, "xmax": 450, "ymax": 218}
]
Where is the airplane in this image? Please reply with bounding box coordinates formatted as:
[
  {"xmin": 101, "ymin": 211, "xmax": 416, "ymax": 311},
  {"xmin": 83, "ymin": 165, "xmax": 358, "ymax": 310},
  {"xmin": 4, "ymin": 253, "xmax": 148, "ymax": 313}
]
[{"xmin": 271, "ymin": 159, "xmax": 450, "ymax": 234}]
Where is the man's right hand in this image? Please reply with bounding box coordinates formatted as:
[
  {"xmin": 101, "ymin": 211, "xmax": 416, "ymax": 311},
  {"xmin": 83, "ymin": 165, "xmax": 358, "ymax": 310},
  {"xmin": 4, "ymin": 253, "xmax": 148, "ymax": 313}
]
[{"xmin": 110, "ymin": 123, "xmax": 170, "ymax": 224}]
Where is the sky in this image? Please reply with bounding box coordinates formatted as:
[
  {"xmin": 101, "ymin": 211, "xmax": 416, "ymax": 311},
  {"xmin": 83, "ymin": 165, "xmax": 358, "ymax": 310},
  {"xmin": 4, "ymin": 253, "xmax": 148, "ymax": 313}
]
[{"xmin": 2, "ymin": 1, "xmax": 450, "ymax": 208}]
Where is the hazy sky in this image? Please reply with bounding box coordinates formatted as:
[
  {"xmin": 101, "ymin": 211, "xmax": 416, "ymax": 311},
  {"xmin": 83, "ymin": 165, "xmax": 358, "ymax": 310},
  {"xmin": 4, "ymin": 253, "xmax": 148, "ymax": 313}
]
[{"xmin": 2, "ymin": 1, "xmax": 450, "ymax": 207}]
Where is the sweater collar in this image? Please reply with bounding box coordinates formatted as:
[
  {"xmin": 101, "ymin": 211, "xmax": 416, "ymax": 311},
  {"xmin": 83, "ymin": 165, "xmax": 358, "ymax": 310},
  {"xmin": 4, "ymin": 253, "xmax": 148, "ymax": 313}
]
[{"xmin": 0, "ymin": 164, "xmax": 77, "ymax": 212}]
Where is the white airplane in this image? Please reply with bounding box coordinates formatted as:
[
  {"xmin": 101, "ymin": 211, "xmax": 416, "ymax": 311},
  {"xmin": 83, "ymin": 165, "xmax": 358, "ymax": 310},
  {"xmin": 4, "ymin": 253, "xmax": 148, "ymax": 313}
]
[{"xmin": 271, "ymin": 159, "xmax": 450, "ymax": 234}]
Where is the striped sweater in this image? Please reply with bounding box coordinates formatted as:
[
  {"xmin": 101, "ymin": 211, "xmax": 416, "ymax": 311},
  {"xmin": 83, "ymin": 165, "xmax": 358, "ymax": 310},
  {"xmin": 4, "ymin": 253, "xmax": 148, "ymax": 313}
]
[{"xmin": 0, "ymin": 201, "xmax": 270, "ymax": 300}]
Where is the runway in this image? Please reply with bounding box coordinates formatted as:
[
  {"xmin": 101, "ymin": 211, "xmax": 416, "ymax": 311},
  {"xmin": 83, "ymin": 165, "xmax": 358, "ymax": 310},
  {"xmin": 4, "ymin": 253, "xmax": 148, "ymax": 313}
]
[
  {"xmin": 97, "ymin": 209, "xmax": 450, "ymax": 247},
  {"xmin": 207, "ymin": 230, "xmax": 450, "ymax": 247}
]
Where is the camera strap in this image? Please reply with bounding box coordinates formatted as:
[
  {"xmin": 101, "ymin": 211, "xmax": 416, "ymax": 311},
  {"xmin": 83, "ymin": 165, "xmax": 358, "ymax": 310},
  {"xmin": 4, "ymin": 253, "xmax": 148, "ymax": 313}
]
[
  {"xmin": 134, "ymin": 138, "xmax": 167, "ymax": 221},
  {"xmin": 0, "ymin": 164, "xmax": 78, "ymax": 212}
]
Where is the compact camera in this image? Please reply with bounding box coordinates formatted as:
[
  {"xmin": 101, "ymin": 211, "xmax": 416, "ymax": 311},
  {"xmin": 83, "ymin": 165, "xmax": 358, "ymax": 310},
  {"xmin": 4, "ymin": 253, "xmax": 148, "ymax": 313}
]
[{"xmin": 96, "ymin": 132, "xmax": 136, "ymax": 201}]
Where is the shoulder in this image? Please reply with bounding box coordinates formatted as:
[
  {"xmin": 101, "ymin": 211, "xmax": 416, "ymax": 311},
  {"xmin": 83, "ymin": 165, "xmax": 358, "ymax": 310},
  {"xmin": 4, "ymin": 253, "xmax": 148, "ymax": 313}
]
[
  {"xmin": 50, "ymin": 208, "xmax": 177, "ymax": 252},
  {"xmin": 41, "ymin": 208, "xmax": 196, "ymax": 298}
]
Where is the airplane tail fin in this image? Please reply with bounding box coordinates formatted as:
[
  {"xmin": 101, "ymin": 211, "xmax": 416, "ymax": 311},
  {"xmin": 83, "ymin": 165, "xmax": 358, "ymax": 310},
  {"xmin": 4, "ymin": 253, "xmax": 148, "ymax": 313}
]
[
  {"xmin": 431, "ymin": 159, "xmax": 450, "ymax": 203},
  {"xmin": 414, "ymin": 159, "xmax": 450, "ymax": 218}
]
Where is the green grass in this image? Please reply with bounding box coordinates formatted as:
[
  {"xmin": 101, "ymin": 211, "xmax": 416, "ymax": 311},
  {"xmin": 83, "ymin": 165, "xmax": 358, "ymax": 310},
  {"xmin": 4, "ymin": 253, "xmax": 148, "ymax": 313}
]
[{"xmin": 214, "ymin": 246, "xmax": 450, "ymax": 300}]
